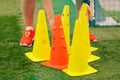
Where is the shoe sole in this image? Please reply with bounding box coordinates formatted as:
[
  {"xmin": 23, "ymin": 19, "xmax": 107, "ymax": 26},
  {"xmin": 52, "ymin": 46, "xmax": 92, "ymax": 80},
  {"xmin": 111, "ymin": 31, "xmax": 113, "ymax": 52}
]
[
  {"xmin": 20, "ymin": 39, "xmax": 34, "ymax": 47},
  {"xmin": 20, "ymin": 43, "xmax": 32, "ymax": 47},
  {"xmin": 91, "ymin": 39, "xmax": 97, "ymax": 42}
]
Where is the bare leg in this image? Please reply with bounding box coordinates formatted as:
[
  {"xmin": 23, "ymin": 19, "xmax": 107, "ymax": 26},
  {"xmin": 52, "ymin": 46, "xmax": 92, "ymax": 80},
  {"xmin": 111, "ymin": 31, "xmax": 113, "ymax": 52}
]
[
  {"xmin": 20, "ymin": 0, "xmax": 55, "ymax": 46},
  {"xmin": 42, "ymin": 0, "xmax": 55, "ymax": 29},
  {"xmin": 21, "ymin": 0, "xmax": 36, "ymax": 27}
]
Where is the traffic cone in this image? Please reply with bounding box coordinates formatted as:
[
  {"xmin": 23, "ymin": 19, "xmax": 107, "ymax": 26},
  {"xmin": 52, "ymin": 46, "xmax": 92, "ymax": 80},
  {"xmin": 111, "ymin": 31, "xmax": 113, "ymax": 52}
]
[
  {"xmin": 25, "ymin": 10, "xmax": 51, "ymax": 62},
  {"xmin": 61, "ymin": 5, "xmax": 70, "ymax": 54},
  {"xmin": 63, "ymin": 20, "xmax": 97, "ymax": 76},
  {"xmin": 78, "ymin": 3, "xmax": 100, "ymax": 62},
  {"xmin": 41, "ymin": 15, "xmax": 69, "ymax": 70},
  {"xmin": 61, "ymin": 5, "xmax": 97, "ymax": 55},
  {"xmin": 91, "ymin": 47, "xmax": 98, "ymax": 52},
  {"xmin": 63, "ymin": 4, "xmax": 99, "ymax": 76}
]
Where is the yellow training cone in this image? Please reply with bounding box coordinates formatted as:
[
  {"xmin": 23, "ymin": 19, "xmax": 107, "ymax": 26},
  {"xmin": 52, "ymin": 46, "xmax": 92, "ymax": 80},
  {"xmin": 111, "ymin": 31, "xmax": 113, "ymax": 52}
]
[
  {"xmin": 63, "ymin": 20, "xmax": 97, "ymax": 76},
  {"xmin": 78, "ymin": 3, "xmax": 100, "ymax": 62},
  {"xmin": 91, "ymin": 47, "xmax": 98, "ymax": 52},
  {"xmin": 61, "ymin": 5, "xmax": 70, "ymax": 54},
  {"xmin": 89, "ymin": 46, "xmax": 100, "ymax": 62},
  {"xmin": 25, "ymin": 10, "xmax": 51, "ymax": 62},
  {"xmin": 89, "ymin": 47, "xmax": 100, "ymax": 62}
]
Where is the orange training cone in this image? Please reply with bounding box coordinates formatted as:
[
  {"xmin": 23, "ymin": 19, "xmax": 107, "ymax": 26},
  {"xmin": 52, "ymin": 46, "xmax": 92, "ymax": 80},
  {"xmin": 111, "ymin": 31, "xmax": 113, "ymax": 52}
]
[
  {"xmin": 25, "ymin": 10, "xmax": 51, "ymax": 62},
  {"xmin": 41, "ymin": 15, "xmax": 69, "ymax": 70}
]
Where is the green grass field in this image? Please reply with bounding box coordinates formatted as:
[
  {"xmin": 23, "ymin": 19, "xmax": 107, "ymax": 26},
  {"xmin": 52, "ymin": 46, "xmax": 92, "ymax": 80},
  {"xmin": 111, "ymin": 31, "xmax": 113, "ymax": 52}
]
[{"xmin": 0, "ymin": 0, "xmax": 120, "ymax": 80}]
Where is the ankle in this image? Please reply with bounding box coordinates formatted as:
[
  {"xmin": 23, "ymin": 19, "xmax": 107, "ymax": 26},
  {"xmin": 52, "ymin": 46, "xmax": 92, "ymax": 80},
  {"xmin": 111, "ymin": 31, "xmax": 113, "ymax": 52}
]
[{"xmin": 26, "ymin": 26, "xmax": 34, "ymax": 30}]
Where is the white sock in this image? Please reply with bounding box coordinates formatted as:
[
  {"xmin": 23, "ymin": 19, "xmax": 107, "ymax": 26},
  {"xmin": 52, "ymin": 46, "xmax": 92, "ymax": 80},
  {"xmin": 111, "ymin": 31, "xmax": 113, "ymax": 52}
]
[{"xmin": 26, "ymin": 26, "xmax": 34, "ymax": 30}]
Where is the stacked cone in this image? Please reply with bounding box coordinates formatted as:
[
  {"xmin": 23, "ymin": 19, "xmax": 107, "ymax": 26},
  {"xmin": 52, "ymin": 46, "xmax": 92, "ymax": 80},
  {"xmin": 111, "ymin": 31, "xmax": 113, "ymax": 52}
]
[
  {"xmin": 63, "ymin": 3, "xmax": 99, "ymax": 76},
  {"xmin": 41, "ymin": 15, "xmax": 69, "ymax": 70},
  {"xmin": 25, "ymin": 10, "xmax": 51, "ymax": 62}
]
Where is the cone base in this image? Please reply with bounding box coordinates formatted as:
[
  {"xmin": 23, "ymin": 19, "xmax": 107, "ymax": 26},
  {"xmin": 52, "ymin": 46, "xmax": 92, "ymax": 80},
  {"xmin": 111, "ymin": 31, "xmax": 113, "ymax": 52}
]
[
  {"xmin": 25, "ymin": 52, "xmax": 49, "ymax": 62},
  {"xmin": 41, "ymin": 60, "xmax": 67, "ymax": 70},
  {"xmin": 90, "ymin": 47, "xmax": 98, "ymax": 52},
  {"xmin": 63, "ymin": 65, "xmax": 97, "ymax": 76},
  {"xmin": 88, "ymin": 54, "xmax": 100, "ymax": 62}
]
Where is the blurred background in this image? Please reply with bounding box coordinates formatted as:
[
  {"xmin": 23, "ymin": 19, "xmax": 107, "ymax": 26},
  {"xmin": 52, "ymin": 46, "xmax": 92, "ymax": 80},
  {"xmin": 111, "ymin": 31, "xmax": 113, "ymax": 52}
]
[{"xmin": 73, "ymin": 0, "xmax": 120, "ymax": 26}]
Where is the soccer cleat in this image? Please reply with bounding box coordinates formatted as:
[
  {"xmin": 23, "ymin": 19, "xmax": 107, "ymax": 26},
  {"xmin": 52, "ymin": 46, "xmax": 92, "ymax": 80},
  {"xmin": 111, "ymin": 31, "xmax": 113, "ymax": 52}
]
[
  {"xmin": 20, "ymin": 29, "xmax": 35, "ymax": 46},
  {"xmin": 90, "ymin": 32, "xmax": 97, "ymax": 42}
]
